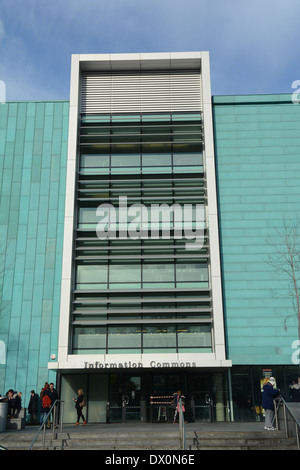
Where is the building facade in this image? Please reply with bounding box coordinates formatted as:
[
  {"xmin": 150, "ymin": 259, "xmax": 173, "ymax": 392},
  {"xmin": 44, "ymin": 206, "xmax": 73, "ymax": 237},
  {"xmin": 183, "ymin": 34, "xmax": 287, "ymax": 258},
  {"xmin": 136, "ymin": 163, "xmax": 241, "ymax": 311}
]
[{"xmin": 0, "ymin": 53, "xmax": 299, "ymax": 424}]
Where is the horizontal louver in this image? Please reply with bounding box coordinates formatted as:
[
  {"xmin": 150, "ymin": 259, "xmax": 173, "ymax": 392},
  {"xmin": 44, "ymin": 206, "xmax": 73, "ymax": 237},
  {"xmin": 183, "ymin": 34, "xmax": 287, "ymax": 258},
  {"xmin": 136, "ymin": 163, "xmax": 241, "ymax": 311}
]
[{"xmin": 81, "ymin": 71, "xmax": 202, "ymax": 114}]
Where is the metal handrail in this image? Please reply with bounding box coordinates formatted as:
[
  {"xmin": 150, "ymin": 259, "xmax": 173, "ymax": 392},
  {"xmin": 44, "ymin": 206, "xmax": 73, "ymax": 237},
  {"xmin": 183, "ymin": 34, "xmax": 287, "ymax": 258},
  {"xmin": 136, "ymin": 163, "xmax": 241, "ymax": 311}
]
[
  {"xmin": 178, "ymin": 398, "xmax": 187, "ymax": 450},
  {"xmin": 28, "ymin": 399, "xmax": 64, "ymax": 450},
  {"xmin": 274, "ymin": 396, "xmax": 300, "ymax": 450}
]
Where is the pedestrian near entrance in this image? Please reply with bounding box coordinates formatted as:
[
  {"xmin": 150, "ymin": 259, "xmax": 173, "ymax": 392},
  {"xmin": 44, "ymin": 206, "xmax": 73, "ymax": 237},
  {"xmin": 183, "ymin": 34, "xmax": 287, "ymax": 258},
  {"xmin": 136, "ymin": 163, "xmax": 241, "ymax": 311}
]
[
  {"xmin": 41, "ymin": 383, "xmax": 52, "ymax": 428},
  {"xmin": 289, "ymin": 378, "xmax": 300, "ymax": 402},
  {"xmin": 49, "ymin": 382, "xmax": 58, "ymax": 404},
  {"xmin": 72, "ymin": 388, "xmax": 86, "ymax": 425},
  {"xmin": 172, "ymin": 390, "xmax": 185, "ymax": 424},
  {"xmin": 28, "ymin": 390, "xmax": 38, "ymax": 425},
  {"xmin": 49, "ymin": 382, "xmax": 59, "ymax": 426},
  {"xmin": 262, "ymin": 377, "xmax": 280, "ymax": 430}
]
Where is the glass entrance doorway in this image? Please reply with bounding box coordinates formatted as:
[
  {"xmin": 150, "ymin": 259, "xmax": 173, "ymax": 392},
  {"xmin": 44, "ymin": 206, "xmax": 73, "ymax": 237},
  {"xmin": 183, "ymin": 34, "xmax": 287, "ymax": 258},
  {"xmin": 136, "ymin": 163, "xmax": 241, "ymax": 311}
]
[
  {"xmin": 109, "ymin": 374, "xmax": 141, "ymax": 423},
  {"xmin": 59, "ymin": 368, "xmax": 230, "ymax": 424},
  {"xmin": 191, "ymin": 373, "xmax": 214, "ymax": 421},
  {"xmin": 60, "ymin": 373, "xmax": 109, "ymax": 424}
]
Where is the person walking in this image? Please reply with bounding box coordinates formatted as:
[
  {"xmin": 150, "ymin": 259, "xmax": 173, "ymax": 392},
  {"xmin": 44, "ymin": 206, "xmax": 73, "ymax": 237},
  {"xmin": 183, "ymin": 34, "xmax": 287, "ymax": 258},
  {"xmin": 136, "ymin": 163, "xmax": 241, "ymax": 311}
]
[
  {"xmin": 262, "ymin": 377, "xmax": 280, "ymax": 430},
  {"xmin": 72, "ymin": 388, "xmax": 86, "ymax": 425}
]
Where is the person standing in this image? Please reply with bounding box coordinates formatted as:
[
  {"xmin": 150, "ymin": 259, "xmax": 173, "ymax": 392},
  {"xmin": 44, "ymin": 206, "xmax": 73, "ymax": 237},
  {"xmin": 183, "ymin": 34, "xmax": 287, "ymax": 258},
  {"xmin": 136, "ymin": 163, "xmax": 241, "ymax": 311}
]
[
  {"xmin": 172, "ymin": 390, "xmax": 185, "ymax": 424},
  {"xmin": 297, "ymin": 378, "xmax": 300, "ymax": 402},
  {"xmin": 289, "ymin": 378, "xmax": 300, "ymax": 402},
  {"xmin": 15, "ymin": 392, "xmax": 22, "ymax": 417},
  {"xmin": 28, "ymin": 390, "xmax": 38, "ymax": 425},
  {"xmin": 41, "ymin": 383, "xmax": 52, "ymax": 428},
  {"xmin": 262, "ymin": 377, "xmax": 280, "ymax": 430},
  {"xmin": 72, "ymin": 389, "xmax": 86, "ymax": 425},
  {"xmin": 6, "ymin": 389, "xmax": 16, "ymax": 418},
  {"xmin": 49, "ymin": 382, "xmax": 59, "ymax": 426}
]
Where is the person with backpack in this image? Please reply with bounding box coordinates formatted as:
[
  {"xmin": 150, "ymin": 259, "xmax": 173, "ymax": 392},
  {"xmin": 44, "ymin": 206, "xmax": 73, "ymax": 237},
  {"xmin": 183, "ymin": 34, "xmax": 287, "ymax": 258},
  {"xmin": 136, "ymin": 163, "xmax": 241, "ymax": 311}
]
[{"xmin": 41, "ymin": 383, "xmax": 51, "ymax": 428}]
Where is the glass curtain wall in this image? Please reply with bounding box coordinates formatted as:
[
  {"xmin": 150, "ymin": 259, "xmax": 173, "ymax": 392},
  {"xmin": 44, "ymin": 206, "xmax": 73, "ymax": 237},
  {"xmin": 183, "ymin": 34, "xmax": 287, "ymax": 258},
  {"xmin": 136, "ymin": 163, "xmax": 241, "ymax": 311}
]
[{"xmin": 70, "ymin": 112, "xmax": 212, "ymax": 355}]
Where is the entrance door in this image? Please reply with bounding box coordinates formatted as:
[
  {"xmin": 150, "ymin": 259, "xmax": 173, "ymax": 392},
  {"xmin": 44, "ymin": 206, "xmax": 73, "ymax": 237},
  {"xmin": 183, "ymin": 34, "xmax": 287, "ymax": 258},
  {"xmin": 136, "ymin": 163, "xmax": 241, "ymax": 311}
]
[
  {"xmin": 191, "ymin": 374, "xmax": 213, "ymax": 422},
  {"xmin": 122, "ymin": 380, "xmax": 141, "ymax": 421},
  {"xmin": 109, "ymin": 374, "xmax": 141, "ymax": 423}
]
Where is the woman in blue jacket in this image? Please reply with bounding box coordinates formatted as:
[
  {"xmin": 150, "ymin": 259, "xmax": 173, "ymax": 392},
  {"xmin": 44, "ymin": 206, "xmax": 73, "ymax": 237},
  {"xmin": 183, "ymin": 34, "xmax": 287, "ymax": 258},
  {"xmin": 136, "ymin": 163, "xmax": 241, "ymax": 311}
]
[{"xmin": 262, "ymin": 377, "xmax": 280, "ymax": 430}]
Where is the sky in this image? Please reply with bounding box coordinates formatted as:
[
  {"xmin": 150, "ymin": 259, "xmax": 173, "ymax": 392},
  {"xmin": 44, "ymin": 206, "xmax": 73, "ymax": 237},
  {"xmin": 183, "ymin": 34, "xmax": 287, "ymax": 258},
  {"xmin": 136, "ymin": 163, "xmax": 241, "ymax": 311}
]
[{"xmin": 1, "ymin": 0, "xmax": 300, "ymax": 101}]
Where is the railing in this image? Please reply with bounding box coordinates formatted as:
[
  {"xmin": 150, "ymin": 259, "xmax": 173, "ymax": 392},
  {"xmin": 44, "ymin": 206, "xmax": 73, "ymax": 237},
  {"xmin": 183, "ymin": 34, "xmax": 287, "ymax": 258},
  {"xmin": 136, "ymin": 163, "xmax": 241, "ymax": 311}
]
[
  {"xmin": 28, "ymin": 400, "xmax": 64, "ymax": 450},
  {"xmin": 178, "ymin": 398, "xmax": 187, "ymax": 450},
  {"xmin": 274, "ymin": 396, "xmax": 300, "ymax": 450}
]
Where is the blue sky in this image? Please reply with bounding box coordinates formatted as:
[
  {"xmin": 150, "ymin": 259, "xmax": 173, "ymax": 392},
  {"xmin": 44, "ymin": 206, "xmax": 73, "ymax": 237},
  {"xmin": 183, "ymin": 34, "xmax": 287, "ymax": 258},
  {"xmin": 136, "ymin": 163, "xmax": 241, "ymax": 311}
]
[{"xmin": 1, "ymin": 0, "xmax": 300, "ymax": 101}]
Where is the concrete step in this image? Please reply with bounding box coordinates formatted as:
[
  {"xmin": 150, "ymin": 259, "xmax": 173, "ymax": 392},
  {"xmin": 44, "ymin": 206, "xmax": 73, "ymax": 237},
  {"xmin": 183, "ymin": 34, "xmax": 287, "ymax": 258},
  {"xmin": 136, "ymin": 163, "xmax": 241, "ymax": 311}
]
[
  {"xmin": 187, "ymin": 431, "xmax": 298, "ymax": 451},
  {"xmin": 0, "ymin": 430, "xmax": 182, "ymax": 450},
  {"xmin": 58, "ymin": 431, "xmax": 181, "ymax": 451},
  {"xmin": 1, "ymin": 426, "xmax": 298, "ymax": 451}
]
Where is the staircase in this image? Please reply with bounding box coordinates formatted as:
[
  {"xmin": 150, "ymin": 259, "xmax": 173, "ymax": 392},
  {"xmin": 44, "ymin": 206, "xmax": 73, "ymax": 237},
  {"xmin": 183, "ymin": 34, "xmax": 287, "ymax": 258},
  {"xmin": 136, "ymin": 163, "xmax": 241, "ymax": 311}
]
[
  {"xmin": 0, "ymin": 426, "xmax": 298, "ymax": 450},
  {"xmin": 0, "ymin": 429, "xmax": 182, "ymax": 450},
  {"xmin": 188, "ymin": 430, "xmax": 298, "ymax": 450}
]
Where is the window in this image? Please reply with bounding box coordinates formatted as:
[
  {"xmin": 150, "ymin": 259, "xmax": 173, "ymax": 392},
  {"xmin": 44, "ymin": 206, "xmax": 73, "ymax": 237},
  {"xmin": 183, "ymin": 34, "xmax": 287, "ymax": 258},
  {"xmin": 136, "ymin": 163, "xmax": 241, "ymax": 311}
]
[
  {"xmin": 177, "ymin": 324, "xmax": 211, "ymax": 352},
  {"xmin": 80, "ymin": 154, "xmax": 109, "ymax": 174},
  {"xmin": 143, "ymin": 325, "xmax": 176, "ymax": 351},
  {"xmin": 73, "ymin": 326, "xmax": 106, "ymax": 354},
  {"xmin": 72, "ymin": 323, "xmax": 212, "ymax": 354},
  {"xmin": 142, "ymin": 153, "xmax": 171, "ymax": 167},
  {"xmin": 142, "ymin": 263, "xmax": 174, "ymax": 288},
  {"xmin": 111, "ymin": 154, "xmax": 140, "ymax": 167},
  {"xmin": 176, "ymin": 263, "xmax": 208, "ymax": 287},
  {"xmin": 75, "ymin": 262, "xmax": 209, "ymax": 290},
  {"xmin": 109, "ymin": 263, "xmax": 141, "ymax": 289},
  {"xmin": 80, "ymin": 151, "xmax": 203, "ymax": 175},
  {"xmin": 173, "ymin": 152, "xmax": 202, "ymax": 166},
  {"xmin": 108, "ymin": 326, "xmax": 141, "ymax": 353},
  {"xmin": 76, "ymin": 264, "xmax": 107, "ymax": 289}
]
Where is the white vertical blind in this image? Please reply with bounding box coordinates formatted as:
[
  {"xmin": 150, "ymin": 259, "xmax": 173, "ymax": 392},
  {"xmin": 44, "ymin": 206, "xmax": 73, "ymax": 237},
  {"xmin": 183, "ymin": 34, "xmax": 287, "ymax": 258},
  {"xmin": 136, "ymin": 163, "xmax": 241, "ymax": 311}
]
[{"xmin": 81, "ymin": 70, "xmax": 202, "ymax": 114}]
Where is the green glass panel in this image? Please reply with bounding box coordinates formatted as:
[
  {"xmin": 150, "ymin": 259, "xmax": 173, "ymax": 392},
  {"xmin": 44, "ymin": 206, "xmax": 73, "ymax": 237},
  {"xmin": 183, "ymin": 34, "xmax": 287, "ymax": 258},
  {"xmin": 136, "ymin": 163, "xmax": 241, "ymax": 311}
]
[
  {"xmin": 142, "ymin": 154, "xmax": 171, "ymax": 166},
  {"xmin": 77, "ymin": 265, "xmax": 108, "ymax": 284},
  {"xmin": 111, "ymin": 154, "xmax": 140, "ymax": 167},
  {"xmin": 143, "ymin": 263, "xmax": 174, "ymax": 282},
  {"xmin": 177, "ymin": 325, "xmax": 211, "ymax": 348},
  {"xmin": 109, "ymin": 264, "xmax": 141, "ymax": 282},
  {"xmin": 73, "ymin": 327, "xmax": 106, "ymax": 349},
  {"xmin": 108, "ymin": 326, "xmax": 142, "ymax": 348},
  {"xmin": 143, "ymin": 325, "xmax": 176, "ymax": 348}
]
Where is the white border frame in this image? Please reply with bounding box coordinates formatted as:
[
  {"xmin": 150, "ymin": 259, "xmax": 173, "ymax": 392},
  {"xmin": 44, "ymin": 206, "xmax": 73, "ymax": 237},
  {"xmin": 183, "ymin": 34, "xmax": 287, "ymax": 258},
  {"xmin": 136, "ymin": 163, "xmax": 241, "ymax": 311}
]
[{"xmin": 53, "ymin": 52, "xmax": 231, "ymax": 371}]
